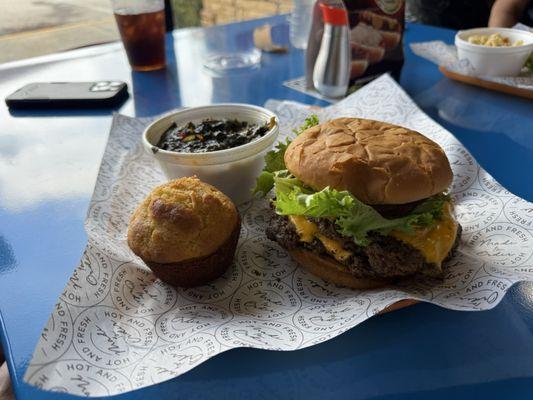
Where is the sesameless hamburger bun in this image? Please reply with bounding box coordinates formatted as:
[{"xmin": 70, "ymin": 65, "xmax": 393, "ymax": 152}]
[
  {"xmin": 285, "ymin": 118, "xmax": 452, "ymax": 205},
  {"xmin": 264, "ymin": 117, "xmax": 461, "ymax": 289}
]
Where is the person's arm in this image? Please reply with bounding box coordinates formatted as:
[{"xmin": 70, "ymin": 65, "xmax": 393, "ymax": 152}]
[{"xmin": 488, "ymin": 0, "xmax": 530, "ymax": 27}]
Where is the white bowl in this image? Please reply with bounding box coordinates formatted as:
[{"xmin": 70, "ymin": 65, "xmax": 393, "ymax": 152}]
[
  {"xmin": 455, "ymin": 27, "xmax": 533, "ymax": 76},
  {"xmin": 143, "ymin": 104, "xmax": 279, "ymax": 205}
]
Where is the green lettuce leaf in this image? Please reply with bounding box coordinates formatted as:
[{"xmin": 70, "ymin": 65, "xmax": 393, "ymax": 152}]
[
  {"xmin": 253, "ymin": 171, "xmax": 276, "ymax": 197},
  {"xmin": 252, "ymin": 140, "xmax": 289, "ymax": 196},
  {"xmin": 253, "ymin": 115, "xmax": 319, "ymax": 196},
  {"xmin": 264, "ymin": 139, "xmax": 290, "ymax": 173},
  {"xmin": 292, "ymin": 114, "xmax": 319, "ymax": 136},
  {"xmin": 253, "ymin": 114, "xmax": 319, "ymax": 196},
  {"xmin": 273, "ymin": 172, "xmax": 449, "ymax": 246}
]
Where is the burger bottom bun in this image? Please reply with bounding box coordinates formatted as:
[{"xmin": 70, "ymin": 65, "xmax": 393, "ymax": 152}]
[
  {"xmin": 289, "ymin": 248, "xmax": 391, "ymax": 290},
  {"xmin": 146, "ymin": 216, "xmax": 241, "ymax": 288}
]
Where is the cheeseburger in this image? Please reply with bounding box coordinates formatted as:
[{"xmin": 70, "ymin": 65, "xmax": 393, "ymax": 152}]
[{"xmin": 256, "ymin": 117, "xmax": 461, "ymax": 289}]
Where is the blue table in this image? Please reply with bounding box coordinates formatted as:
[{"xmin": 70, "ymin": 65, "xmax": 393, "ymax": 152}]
[{"xmin": 1, "ymin": 15, "xmax": 533, "ymax": 400}]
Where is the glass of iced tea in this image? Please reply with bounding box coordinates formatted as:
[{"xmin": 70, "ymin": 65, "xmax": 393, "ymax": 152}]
[{"xmin": 111, "ymin": 0, "xmax": 166, "ymax": 71}]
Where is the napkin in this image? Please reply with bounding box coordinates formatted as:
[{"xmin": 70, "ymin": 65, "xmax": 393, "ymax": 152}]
[{"xmin": 24, "ymin": 74, "xmax": 533, "ymax": 397}]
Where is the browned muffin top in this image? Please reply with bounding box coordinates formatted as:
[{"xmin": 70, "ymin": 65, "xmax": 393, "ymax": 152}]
[{"xmin": 128, "ymin": 177, "xmax": 238, "ymax": 264}]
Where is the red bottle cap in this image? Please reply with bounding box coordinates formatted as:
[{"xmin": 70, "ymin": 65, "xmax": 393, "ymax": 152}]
[{"xmin": 319, "ymin": 3, "xmax": 349, "ymax": 26}]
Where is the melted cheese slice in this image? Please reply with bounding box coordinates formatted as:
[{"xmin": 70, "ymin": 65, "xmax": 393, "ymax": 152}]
[
  {"xmin": 391, "ymin": 202, "xmax": 458, "ymax": 266},
  {"xmin": 316, "ymin": 234, "xmax": 352, "ymax": 262},
  {"xmin": 289, "ymin": 216, "xmax": 352, "ymax": 262},
  {"xmin": 289, "ymin": 202, "xmax": 458, "ymax": 266},
  {"xmin": 289, "ymin": 215, "xmax": 318, "ymax": 243}
]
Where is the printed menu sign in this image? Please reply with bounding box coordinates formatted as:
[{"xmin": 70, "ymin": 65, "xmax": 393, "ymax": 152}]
[{"xmin": 25, "ymin": 74, "xmax": 533, "ymax": 396}]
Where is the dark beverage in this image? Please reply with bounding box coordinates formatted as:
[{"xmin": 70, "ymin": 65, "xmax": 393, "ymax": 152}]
[{"xmin": 114, "ymin": 9, "xmax": 166, "ymax": 71}]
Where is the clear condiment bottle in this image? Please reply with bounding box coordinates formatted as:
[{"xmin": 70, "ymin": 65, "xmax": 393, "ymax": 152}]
[{"xmin": 289, "ymin": 0, "xmax": 316, "ymax": 49}]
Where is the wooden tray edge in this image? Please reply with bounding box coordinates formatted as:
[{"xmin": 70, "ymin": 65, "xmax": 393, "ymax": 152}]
[
  {"xmin": 439, "ymin": 66, "xmax": 533, "ymax": 100},
  {"xmin": 379, "ymin": 299, "xmax": 419, "ymax": 314}
]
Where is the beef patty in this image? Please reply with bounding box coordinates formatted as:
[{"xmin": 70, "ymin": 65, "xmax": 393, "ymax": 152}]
[{"xmin": 266, "ymin": 210, "xmax": 462, "ymax": 279}]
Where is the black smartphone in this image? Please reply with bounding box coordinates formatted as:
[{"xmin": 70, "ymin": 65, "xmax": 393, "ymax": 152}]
[{"xmin": 5, "ymin": 81, "xmax": 129, "ymax": 109}]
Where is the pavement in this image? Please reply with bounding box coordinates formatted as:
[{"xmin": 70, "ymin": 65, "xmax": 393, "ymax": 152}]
[{"xmin": 0, "ymin": 0, "xmax": 119, "ymax": 63}]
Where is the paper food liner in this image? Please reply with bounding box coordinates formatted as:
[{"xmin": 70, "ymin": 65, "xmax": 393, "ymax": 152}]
[
  {"xmin": 410, "ymin": 24, "xmax": 533, "ymax": 91},
  {"xmin": 24, "ymin": 74, "xmax": 533, "ymax": 396}
]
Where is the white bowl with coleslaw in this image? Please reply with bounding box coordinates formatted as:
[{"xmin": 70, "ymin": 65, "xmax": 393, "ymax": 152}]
[{"xmin": 455, "ymin": 27, "xmax": 533, "ymax": 76}]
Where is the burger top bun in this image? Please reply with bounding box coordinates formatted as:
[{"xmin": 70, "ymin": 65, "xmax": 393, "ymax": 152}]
[{"xmin": 284, "ymin": 118, "xmax": 453, "ymax": 205}]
